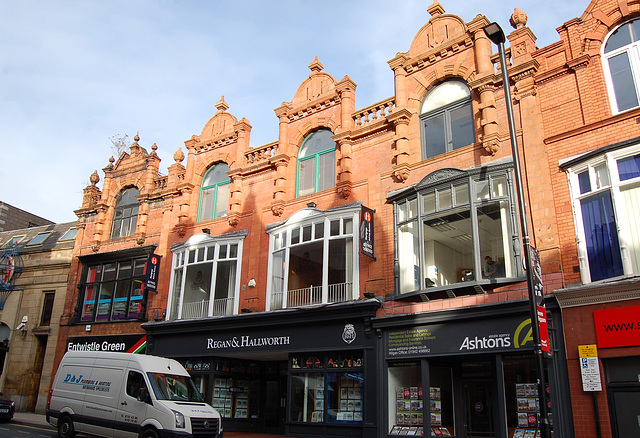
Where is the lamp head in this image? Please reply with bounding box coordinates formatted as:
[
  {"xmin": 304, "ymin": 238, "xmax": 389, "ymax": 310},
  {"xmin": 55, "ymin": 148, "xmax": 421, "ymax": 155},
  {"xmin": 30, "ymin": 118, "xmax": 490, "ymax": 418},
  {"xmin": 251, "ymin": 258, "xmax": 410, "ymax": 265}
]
[{"xmin": 484, "ymin": 22, "xmax": 505, "ymax": 45}]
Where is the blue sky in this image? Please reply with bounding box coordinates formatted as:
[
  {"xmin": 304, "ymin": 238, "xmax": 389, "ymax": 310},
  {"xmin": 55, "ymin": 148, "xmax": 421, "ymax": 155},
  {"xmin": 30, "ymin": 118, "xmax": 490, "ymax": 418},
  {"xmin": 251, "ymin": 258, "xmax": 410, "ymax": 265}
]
[{"xmin": 0, "ymin": 0, "xmax": 586, "ymax": 223}]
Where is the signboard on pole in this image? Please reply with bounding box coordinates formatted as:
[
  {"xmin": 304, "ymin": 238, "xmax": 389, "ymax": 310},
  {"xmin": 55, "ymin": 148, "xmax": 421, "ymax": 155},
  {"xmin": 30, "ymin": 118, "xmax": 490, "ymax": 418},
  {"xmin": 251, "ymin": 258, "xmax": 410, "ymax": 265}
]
[
  {"xmin": 530, "ymin": 246, "xmax": 551, "ymax": 355},
  {"xmin": 578, "ymin": 344, "xmax": 602, "ymax": 391}
]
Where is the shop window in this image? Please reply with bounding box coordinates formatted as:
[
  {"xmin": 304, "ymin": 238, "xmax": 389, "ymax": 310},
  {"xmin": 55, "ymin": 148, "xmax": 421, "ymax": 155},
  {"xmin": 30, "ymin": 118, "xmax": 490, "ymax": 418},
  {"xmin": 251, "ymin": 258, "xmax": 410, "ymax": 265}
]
[
  {"xmin": 167, "ymin": 231, "xmax": 245, "ymax": 320},
  {"xmin": 420, "ymin": 79, "xmax": 475, "ymax": 159},
  {"xmin": 290, "ymin": 351, "xmax": 363, "ymax": 424},
  {"xmin": 566, "ymin": 144, "xmax": 640, "ymax": 282},
  {"xmin": 296, "ymin": 129, "xmax": 336, "ymax": 197},
  {"xmin": 208, "ymin": 359, "xmax": 260, "ymax": 420},
  {"xmin": 40, "ymin": 292, "xmax": 55, "ymax": 326},
  {"xmin": 79, "ymin": 257, "xmax": 146, "ymax": 322},
  {"xmin": 391, "ymin": 166, "xmax": 521, "ymax": 297},
  {"xmin": 503, "ymin": 354, "xmax": 551, "ymax": 436},
  {"xmin": 198, "ymin": 163, "xmax": 231, "ymax": 221},
  {"xmin": 603, "ymin": 18, "xmax": 640, "ymax": 113},
  {"xmin": 388, "ymin": 362, "xmax": 426, "ymax": 436},
  {"xmin": 110, "ymin": 187, "xmax": 140, "ymax": 239},
  {"xmin": 267, "ymin": 204, "xmax": 359, "ymax": 310}
]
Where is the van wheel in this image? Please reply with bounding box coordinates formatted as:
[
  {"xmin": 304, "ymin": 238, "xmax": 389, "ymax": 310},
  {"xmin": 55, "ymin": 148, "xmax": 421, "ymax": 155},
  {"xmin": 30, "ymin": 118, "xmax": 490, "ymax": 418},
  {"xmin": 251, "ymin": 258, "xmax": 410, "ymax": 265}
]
[
  {"xmin": 57, "ymin": 416, "xmax": 75, "ymax": 438},
  {"xmin": 140, "ymin": 428, "xmax": 159, "ymax": 438}
]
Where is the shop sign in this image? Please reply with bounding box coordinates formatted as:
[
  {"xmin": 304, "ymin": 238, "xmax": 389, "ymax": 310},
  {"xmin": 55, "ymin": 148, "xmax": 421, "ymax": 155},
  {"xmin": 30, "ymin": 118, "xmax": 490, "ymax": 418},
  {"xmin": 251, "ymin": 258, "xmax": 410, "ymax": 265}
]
[
  {"xmin": 66, "ymin": 334, "xmax": 147, "ymax": 354},
  {"xmin": 386, "ymin": 314, "xmax": 534, "ymax": 357},
  {"xmin": 150, "ymin": 321, "xmax": 366, "ymax": 356},
  {"xmin": 593, "ymin": 304, "xmax": 640, "ymax": 348},
  {"xmin": 360, "ymin": 206, "xmax": 375, "ymax": 259},
  {"xmin": 145, "ymin": 254, "xmax": 162, "ymax": 292},
  {"xmin": 578, "ymin": 344, "xmax": 602, "ymax": 391}
]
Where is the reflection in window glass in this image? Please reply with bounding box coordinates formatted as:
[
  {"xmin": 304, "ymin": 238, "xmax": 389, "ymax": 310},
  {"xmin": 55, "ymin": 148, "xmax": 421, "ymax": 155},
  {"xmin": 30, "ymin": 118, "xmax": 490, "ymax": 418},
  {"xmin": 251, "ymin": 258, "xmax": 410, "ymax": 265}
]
[
  {"xmin": 603, "ymin": 18, "xmax": 640, "ymax": 112},
  {"xmin": 328, "ymin": 373, "xmax": 363, "ymax": 423},
  {"xmin": 399, "ymin": 221, "xmax": 420, "ymax": 293},
  {"xmin": 291, "ymin": 373, "xmax": 324, "ymax": 423},
  {"xmin": 297, "ymin": 129, "xmax": 336, "ymax": 197},
  {"xmin": 199, "ymin": 163, "xmax": 231, "ymax": 221}
]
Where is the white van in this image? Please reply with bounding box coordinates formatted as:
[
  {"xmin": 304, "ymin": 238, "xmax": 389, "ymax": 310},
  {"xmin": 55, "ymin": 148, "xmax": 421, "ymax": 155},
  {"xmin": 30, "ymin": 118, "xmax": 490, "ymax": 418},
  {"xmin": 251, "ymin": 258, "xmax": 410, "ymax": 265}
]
[{"xmin": 46, "ymin": 351, "xmax": 222, "ymax": 438}]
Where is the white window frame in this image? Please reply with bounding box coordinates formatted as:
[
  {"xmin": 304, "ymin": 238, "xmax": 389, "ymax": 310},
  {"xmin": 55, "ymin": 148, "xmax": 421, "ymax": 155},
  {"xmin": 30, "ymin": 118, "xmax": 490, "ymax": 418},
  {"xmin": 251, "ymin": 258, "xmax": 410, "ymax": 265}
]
[
  {"xmin": 167, "ymin": 232, "xmax": 245, "ymax": 320},
  {"xmin": 266, "ymin": 204, "xmax": 361, "ymax": 310},
  {"xmin": 566, "ymin": 143, "xmax": 640, "ymax": 283},
  {"xmin": 602, "ymin": 19, "xmax": 640, "ymax": 114}
]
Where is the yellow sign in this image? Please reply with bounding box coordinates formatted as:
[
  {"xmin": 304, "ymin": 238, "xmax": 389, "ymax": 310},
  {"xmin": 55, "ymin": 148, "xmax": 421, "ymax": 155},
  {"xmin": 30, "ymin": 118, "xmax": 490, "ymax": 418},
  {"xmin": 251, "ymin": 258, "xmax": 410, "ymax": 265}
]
[{"xmin": 578, "ymin": 344, "xmax": 598, "ymax": 358}]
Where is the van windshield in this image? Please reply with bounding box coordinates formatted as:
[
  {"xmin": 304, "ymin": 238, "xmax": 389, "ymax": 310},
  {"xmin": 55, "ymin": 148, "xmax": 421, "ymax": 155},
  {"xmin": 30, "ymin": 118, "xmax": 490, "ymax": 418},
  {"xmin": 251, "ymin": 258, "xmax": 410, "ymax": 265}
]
[{"xmin": 147, "ymin": 372, "xmax": 204, "ymax": 402}]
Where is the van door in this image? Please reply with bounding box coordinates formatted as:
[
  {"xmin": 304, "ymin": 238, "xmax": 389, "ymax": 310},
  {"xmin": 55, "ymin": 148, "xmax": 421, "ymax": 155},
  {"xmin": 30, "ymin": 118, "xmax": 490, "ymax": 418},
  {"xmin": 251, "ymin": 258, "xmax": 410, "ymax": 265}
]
[
  {"xmin": 81, "ymin": 365, "xmax": 121, "ymax": 438},
  {"xmin": 115, "ymin": 369, "xmax": 150, "ymax": 437}
]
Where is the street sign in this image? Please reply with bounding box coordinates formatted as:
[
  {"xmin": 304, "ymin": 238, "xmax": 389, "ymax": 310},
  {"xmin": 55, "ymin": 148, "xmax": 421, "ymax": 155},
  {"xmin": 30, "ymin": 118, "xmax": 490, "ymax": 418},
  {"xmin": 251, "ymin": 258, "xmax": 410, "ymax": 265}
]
[{"xmin": 579, "ymin": 344, "xmax": 602, "ymax": 391}]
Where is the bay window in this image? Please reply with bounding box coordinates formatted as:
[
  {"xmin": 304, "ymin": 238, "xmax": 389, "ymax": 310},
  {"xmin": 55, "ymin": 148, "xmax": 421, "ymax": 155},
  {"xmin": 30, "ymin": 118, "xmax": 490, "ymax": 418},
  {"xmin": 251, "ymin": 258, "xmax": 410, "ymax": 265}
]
[
  {"xmin": 391, "ymin": 165, "xmax": 522, "ymax": 297},
  {"xmin": 80, "ymin": 257, "xmax": 146, "ymax": 322},
  {"xmin": 267, "ymin": 204, "xmax": 360, "ymax": 310},
  {"xmin": 168, "ymin": 231, "xmax": 245, "ymax": 320},
  {"xmin": 566, "ymin": 143, "xmax": 640, "ymax": 282}
]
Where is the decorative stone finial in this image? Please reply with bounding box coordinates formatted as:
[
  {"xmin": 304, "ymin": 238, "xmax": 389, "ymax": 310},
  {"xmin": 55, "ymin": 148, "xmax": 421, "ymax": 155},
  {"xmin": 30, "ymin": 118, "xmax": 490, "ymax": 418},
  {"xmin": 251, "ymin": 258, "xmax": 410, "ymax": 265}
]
[
  {"xmin": 174, "ymin": 147, "xmax": 185, "ymax": 163},
  {"xmin": 510, "ymin": 7, "xmax": 528, "ymax": 29},
  {"xmin": 106, "ymin": 156, "xmax": 115, "ymax": 170},
  {"xmin": 309, "ymin": 56, "xmax": 324, "ymax": 74},
  {"xmin": 215, "ymin": 96, "xmax": 229, "ymax": 113},
  {"xmin": 428, "ymin": 0, "xmax": 445, "ymax": 17},
  {"xmin": 151, "ymin": 143, "xmax": 158, "ymax": 156},
  {"xmin": 134, "ymin": 132, "xmax": 140, "ymax": 143},
  {"xmin": 89, "ymin": 170, "xmax": 100, "ymax": 186}
]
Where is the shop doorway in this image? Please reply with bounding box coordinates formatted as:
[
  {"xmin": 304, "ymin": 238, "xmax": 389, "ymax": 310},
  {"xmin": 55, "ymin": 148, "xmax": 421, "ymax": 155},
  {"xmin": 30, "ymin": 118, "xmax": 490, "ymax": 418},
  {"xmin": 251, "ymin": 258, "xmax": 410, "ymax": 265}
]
[
  {"xmin": 605, "ymin": 357, "xmax": 640, "ymax": 438},
  {"xmin": 262, "ymin": 361, "xmax": 288, "ymax": 434},
  {"xmin": 461, "ymin": 360, "xmax": 496, "ymax": 438}
]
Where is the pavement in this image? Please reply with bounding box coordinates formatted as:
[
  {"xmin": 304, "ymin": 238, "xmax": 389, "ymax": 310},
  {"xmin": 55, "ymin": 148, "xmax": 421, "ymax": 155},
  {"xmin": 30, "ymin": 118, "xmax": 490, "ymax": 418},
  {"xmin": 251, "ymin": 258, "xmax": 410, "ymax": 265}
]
[{"xmin": 11, "ymin": 412, "xmax": 294, "ymax": 437}]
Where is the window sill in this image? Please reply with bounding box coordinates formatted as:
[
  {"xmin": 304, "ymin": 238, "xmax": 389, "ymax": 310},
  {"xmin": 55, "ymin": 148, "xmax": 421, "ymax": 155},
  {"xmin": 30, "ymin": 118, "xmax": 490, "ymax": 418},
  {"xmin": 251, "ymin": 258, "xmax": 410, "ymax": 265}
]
[{"xmin": 390, "ymin": 276, "xmax": 527, "ymax": 302}]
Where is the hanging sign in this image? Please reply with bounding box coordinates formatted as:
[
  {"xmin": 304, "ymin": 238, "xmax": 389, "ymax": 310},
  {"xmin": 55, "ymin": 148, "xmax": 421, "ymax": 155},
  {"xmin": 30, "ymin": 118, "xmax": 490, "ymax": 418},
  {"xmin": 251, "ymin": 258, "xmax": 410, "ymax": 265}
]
[
  {"xmin": 145, "ymin": 254, "xmax": 162, "ymax": 292},
  {"xmin": 360, "ymin": 206, "xmax": 375, "ymax": 259},
  {"xmin": 531, "ymin": 246, "xmax": 551, "ymax": 355}
]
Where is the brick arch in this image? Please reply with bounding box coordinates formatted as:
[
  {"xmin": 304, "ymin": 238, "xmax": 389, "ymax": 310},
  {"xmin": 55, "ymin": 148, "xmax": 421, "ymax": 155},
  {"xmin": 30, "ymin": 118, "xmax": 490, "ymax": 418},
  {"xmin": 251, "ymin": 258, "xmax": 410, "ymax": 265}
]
[
  {"xmin": 292, "ymin": 117, "xmax": 339, "ymax": 153},
  {"xmin": 410, "ymin": 70, "xmax": 474, "ymax": 113},
  {"xmin": 193, "ymin": 153, "xmax": 235, "ymax": 187},
  {"xmin": 108, "ymin": 183, "xmax": 142, "ymax": 208},
  {"xmin": 585, "ymin": 7, "xmax": 640, "ymax": 52}
]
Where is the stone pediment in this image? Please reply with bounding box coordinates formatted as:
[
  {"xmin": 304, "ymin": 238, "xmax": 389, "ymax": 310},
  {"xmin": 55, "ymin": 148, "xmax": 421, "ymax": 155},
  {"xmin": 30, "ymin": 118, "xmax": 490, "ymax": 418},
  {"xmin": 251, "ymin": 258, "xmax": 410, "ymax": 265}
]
[
  {"xmin": 199, "ymin": 96, "xmax": 239, "ymax": 144},
  {"xmin": 409, "ymin": 13, "xmax": 467, "ymax": 58},
  {"xmin": 288, "ymin": 56, "xmax": 338, "ymax": 111}
]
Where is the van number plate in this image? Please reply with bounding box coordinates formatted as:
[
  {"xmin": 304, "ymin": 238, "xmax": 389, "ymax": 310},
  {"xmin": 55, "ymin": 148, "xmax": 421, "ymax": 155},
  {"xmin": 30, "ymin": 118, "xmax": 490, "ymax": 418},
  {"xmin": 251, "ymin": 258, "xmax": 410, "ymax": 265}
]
[{"xmin": 0, "ymin": 409, "xmax": 8, "ymax": 413}]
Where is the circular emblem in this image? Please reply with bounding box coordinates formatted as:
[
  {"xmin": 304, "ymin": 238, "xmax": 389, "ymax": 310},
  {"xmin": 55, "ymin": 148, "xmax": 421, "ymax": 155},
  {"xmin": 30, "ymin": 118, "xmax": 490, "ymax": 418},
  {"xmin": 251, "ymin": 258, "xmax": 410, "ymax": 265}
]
[
  {"xmin": 204, "ymin": 420, "xmax": 210, "ymax": 429},
  {"xmin": 475, "ymin": 402, "xmax": 483, "ymax": 412}
]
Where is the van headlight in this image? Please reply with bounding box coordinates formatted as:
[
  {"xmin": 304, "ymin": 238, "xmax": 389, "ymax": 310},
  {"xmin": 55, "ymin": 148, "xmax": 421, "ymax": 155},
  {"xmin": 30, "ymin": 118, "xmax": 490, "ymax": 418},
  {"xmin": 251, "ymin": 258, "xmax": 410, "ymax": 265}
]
[{"xmin": 172, "ymin": 410, "xmax": 185, "ymax": 428}]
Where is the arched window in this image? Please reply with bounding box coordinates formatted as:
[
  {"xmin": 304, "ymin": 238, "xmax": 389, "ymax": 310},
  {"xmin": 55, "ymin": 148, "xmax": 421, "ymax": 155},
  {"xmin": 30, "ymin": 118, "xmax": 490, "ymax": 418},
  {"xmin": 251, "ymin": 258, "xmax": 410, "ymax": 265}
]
[
  {"xmin": 420, "ymin": 79, "xmax": 475, "ymax": 159},
  {"xmin": 296, "ymin": 129, "xmax": 336, "ymax": 197},
  {"xmin": 198, "ymin": 163, "xmax": 231, "ymax": 221},
  {"xmin": 603, "ymin": 18, "xmax": 640, "ymax": 113},
  {"xmin": 111, "ymin": 187, "xmax": 140, "ymax": 239}
]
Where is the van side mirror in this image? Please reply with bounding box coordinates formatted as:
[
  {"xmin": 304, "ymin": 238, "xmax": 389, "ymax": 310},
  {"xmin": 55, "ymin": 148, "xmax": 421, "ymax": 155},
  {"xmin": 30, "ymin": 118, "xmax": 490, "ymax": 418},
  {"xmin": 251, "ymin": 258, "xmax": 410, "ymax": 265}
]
[{"xmin": 137, "ymin": 387, "xmax": 152, "ymax": 405}]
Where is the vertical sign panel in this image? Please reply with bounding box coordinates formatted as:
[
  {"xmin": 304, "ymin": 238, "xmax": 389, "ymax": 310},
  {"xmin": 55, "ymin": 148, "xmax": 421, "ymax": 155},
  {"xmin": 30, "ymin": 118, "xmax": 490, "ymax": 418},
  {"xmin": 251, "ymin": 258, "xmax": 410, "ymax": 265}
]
[
  {"xmin": 360, "ymin": 206, "xmax": 375, "ymax": 259},
  {"xmin": 145, "ymin": 254, "xmax": 162, "ymax": 292}
]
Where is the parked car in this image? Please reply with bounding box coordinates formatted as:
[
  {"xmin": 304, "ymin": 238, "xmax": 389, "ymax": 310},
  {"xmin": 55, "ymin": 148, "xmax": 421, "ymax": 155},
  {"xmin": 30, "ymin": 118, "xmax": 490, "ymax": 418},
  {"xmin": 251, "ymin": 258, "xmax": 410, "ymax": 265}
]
[{"xmin": 0, "ymin": 393, "xmax": 15, "ymax": 422}]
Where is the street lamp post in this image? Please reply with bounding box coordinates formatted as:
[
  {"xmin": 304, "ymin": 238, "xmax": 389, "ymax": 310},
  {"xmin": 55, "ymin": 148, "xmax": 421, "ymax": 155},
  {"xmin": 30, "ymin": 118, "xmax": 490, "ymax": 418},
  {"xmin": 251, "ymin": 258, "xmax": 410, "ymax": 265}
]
[{"xmin": 483, "ymin": 22, "xmax": 551, "ymax": 438}]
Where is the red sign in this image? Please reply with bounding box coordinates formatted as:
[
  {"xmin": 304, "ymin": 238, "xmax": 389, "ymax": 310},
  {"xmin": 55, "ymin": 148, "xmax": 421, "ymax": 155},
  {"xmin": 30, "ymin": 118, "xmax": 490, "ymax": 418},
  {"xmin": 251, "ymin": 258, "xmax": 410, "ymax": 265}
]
[{"xmin": 594, "ymin": 305, "xmax": 640, "ymax": 348}]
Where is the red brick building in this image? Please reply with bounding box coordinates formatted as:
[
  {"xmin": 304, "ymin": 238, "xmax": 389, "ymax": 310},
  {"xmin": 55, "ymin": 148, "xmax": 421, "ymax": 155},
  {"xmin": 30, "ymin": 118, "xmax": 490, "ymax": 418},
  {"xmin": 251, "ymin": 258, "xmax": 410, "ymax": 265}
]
[{"xmin": 51, "ymin": 1, "xmax": 640, "ymax": 437}]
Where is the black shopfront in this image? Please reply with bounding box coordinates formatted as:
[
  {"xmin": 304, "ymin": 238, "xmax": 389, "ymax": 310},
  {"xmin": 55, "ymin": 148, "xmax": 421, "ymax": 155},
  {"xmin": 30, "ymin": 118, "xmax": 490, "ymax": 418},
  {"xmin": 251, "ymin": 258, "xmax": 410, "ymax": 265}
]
[
  {"xmin": 373, "ymin": 300, "xmax": 574, "ymax": 438},
  {"xmin": 143, "ymin": 299, "xmax": 380, "ymax": 437}
]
